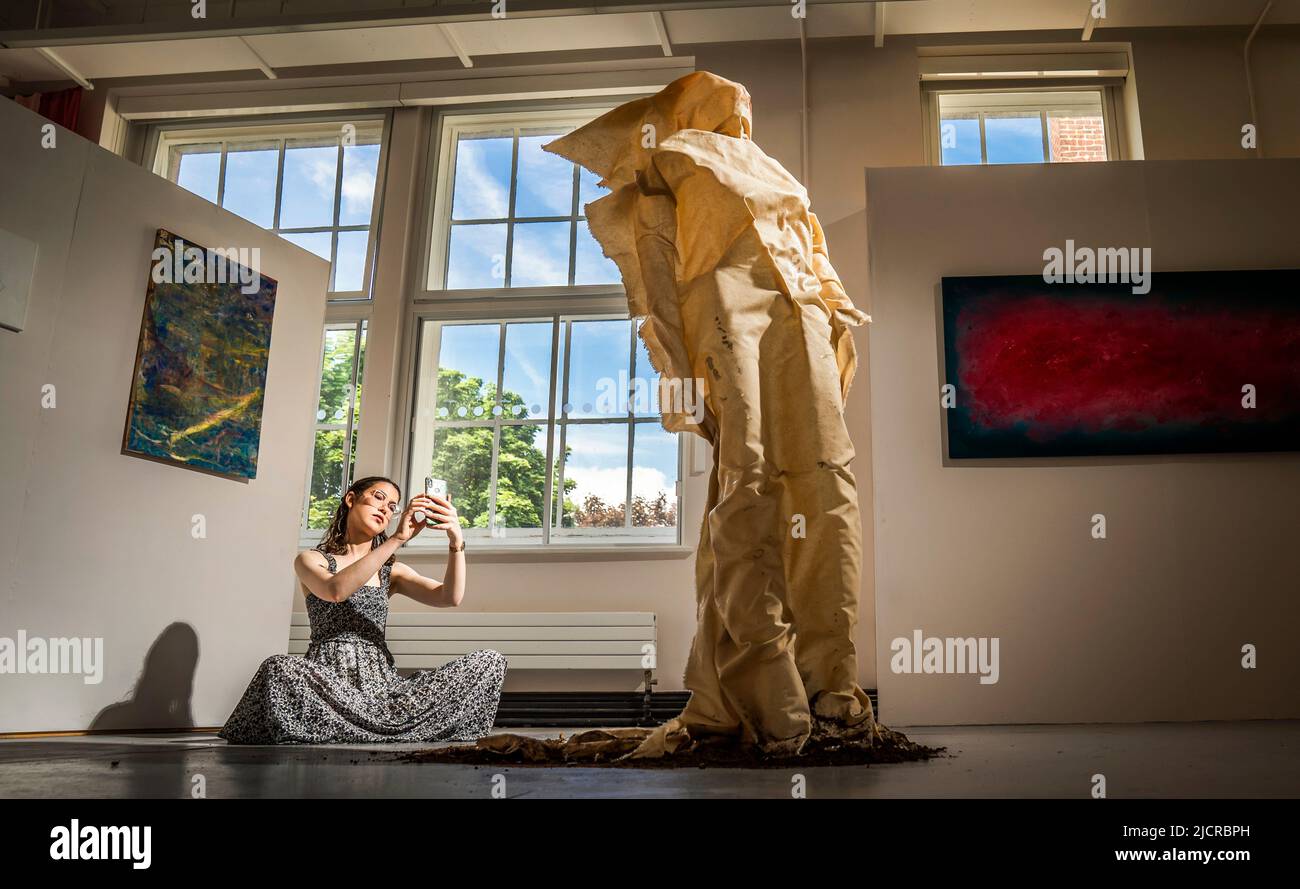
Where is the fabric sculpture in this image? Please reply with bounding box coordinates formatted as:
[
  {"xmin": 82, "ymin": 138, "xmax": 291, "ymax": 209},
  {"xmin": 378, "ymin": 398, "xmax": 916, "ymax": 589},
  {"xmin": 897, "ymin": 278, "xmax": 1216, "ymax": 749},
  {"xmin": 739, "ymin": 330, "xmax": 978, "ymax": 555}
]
[{"xmin": 543, "ymin": 71, "xmax": 877, "ymax": 758}]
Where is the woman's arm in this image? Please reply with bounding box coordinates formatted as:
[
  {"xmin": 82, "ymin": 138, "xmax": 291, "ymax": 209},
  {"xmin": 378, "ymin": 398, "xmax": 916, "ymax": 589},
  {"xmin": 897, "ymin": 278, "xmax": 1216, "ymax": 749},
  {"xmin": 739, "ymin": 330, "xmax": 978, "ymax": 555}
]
[
  {"xmin": 389, "ymin": 495, "xmax": 467, "ymax": 607},
  {"xmin": 294, "ymin": 497, "xmax": 427, "ymax": 603},
  {"xmin": 389, "ymin": 559, "xmax": 459, "ymax": 607},
  {"xmin": 294, "ymin": 540, "xmax": 399, "ymax": 603}
]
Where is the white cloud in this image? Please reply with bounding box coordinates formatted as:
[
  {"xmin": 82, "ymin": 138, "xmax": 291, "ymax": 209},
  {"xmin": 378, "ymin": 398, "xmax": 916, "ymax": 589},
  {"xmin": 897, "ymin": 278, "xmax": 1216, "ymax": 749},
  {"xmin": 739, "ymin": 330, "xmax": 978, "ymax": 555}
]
[
  {"xmin": 454, "ymin": 139, "xmax": 510, "ymax": 219},
  {"xmin": 565, "ymin": 465, "xmax": 672, "ymax": 507},
  {"xmin": 509, "ymin": 223, "xmax": 569, "ymax": 286}
]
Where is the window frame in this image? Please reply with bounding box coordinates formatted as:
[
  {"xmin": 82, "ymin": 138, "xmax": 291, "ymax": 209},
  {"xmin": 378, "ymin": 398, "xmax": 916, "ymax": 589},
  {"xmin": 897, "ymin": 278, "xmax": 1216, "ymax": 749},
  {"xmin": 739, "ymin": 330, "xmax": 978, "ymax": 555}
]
[
  {"xmin": 300, "ymin": 315, "xmax": 369, "ymax": 541},
  {"xmin": 144, "ymin": 110, "xmax": 392, "ymax": 301},
  {"xmin": 922, "ymin": 83, "xmax": 1123, "ymax": 166},
  {"xmin": 393, "ymin": 100, "xmax": 692, "ymax": 554},
  {"xmin": 400, "ymin": 307, "xmax": 686, "ymax": 552},
  {"xmin": 417, "ymin": 105, "xmax": 629, "ymax": 303}
]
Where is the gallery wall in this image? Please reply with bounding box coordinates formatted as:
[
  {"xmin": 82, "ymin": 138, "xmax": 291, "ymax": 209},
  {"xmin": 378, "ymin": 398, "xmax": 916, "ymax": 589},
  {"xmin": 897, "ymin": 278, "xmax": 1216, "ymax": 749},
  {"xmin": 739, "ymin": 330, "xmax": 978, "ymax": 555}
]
[
  {"xmin": 8, "ymin": 23, "xmax": 1297, "ymax": 723},
  {"xmin": 0, "ymin": 97, "xmax": 331, "ymax": 733},
  {"xmin": 865, "ymin": 158, "xmax": 1300, "ymax": 725},
  {"xmin": 684, "ymin": 25, "xmax": 1300, "ymax": 698},
  {"xmin": 307, "ymin": 24, "xmax": 1300, "ymax": 703}
]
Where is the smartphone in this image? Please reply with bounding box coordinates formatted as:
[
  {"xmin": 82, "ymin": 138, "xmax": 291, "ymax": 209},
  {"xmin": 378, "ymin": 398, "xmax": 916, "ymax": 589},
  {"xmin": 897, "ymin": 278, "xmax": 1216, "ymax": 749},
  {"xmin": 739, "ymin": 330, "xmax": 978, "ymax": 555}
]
[{"xmin": 413, "ymin": 477, "xmax": 448, "ymax": 524}]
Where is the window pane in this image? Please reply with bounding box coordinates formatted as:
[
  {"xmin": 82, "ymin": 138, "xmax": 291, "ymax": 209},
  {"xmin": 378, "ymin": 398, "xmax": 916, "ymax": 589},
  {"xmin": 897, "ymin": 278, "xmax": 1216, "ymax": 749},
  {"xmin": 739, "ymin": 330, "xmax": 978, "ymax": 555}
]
[
  {"xmin": 495, "ymin": 422, "xmax": 549, "ymax": 530},
  {"xmin": 317, "ymin": 326, "xmax": 359, "ymax": 424},
  {"xmin": 632, "ymin": 321, "xmax": 661, "ymax": 419},
  {"xmin": 281, "ymin": 230, "xmax": 332, "ymax": 263},
  {"xmin": 502, "ymin": 322, "xmax": 554, "ymax": 419},
  {"xmin": 446, "ymin": 223, "xmax": 507, "ymax": 289},
  {"xmin": 1047, "ymin": 112, "xmax": 1107, "ymax": 163},
  {"xmin": 511, "ymin": 221, "xmax": 571, "ymax": 287},
  {"xmin": 281, "ymin": 142, "xmax": 338, "ymax": 228},
  {"xmin": 631, "ymin": 422, "xmax": 678, "ymax": 529},
  {"xmin": 308, "ymin": 429, "xmax": 346, "ymax": 530},
  {"xmin": 556, "ymin": 423, "xmax": 629, "ymax": 528},
  {"xmin": 174, "ymin": 147, "xmax": 220, "ymax": 202},
  {"xmin": 574, "ymin": 220, "xmax": 619, "ymax": 285},
  {"xmin": 333, "ymin": 230, "xmax": 369, "ymax": 292},
  {"xmin": 452, "ymin": 134, "xmax": 512, "ymax": 220},
  {"xmin": 339, "ymin": 142, "xmax": 380, "ymax": 226},
  {"xmin": 436, "ymin": 323, "xmax": 500, "ymax": 420},
  {"xmin": 578, "ymin": 165, "xmax": 608, "ymax": 210},
  {"xmin": 515, "ymin": 133, "xmax": 574, "ymax": 218},
  {"xmin": 939, "ymin": 115, "xmax": 982, "ymax": 166},
  {"xmin": 564, "ymin": 319, "xmax": 632, "ymax": 419},
  {"xmin": 221, "ymin": 144, "xmax": 278, "ymax": 227},
  {"xmin": 984, "ymin": 113, "xmax": 1045, "ymax": 164},
  {"xmin": 429, "ymin": 425, "xmax": 494, "ymax": 529}
]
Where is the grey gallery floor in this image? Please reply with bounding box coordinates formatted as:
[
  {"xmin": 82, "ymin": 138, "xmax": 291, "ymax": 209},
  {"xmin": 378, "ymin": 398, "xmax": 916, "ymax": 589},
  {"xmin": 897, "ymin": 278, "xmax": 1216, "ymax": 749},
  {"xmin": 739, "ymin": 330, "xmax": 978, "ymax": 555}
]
[{"xmin": 1, "ymin": 721, "xmax": 1297, "ymax": 798}]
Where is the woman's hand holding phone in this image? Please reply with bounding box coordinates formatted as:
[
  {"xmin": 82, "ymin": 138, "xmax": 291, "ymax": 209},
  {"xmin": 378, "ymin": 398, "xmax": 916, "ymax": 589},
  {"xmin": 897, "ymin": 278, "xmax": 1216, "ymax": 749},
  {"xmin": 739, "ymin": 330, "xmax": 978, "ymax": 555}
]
[{"xmin": 394, "ymin": 495, "xmax": 436, "ymax": 542}]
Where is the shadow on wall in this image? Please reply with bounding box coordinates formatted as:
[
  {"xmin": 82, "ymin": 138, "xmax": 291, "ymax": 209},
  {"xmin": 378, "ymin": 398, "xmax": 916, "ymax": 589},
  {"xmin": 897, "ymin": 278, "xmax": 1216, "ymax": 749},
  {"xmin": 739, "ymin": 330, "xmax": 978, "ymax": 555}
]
[{"xmin": 90, "ymin": 622, "xmax": 199, "ymax": 732}]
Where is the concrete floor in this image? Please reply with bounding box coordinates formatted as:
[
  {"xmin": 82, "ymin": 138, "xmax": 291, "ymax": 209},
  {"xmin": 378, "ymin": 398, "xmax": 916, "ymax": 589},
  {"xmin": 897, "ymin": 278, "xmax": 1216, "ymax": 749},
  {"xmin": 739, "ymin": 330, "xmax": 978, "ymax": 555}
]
[{"xmin": 1, "ymin": 720, "xmax": 1296, "ymax": 798}]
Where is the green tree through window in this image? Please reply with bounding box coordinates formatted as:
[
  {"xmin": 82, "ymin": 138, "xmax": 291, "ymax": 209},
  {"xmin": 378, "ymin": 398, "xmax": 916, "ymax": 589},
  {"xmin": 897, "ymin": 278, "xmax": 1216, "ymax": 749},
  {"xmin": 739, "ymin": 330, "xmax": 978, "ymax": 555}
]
[
  {"xmin": 425, "ymin": 367, "xmax": 676, "ymax": 533},
  {"xmin": 306, "ymin": 322, "xmax": 365, "ymax": 530}
]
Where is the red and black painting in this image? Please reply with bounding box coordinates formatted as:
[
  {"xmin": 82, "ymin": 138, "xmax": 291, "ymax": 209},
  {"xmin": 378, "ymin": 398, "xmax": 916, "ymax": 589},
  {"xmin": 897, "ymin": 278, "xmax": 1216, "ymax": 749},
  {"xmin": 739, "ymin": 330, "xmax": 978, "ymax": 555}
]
[{"xmin": 941, "ymin": 271, "xmax": 1300, "ymax": 458}]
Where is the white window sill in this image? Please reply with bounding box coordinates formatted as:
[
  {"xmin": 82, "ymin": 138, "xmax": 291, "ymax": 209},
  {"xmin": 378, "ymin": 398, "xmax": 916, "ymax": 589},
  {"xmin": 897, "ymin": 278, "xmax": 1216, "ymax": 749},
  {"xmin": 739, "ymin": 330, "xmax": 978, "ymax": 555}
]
[{"xmin": 298, "ymin": 539, "xmax": 694, "ymax": 562}]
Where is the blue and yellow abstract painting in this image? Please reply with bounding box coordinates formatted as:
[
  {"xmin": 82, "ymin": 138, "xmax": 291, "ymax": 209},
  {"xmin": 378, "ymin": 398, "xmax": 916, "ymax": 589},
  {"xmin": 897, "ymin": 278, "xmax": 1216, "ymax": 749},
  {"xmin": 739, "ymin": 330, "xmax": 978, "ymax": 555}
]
[{"xmin": 122, "ymin": 229, "xmax": 278, "ymax": 479}]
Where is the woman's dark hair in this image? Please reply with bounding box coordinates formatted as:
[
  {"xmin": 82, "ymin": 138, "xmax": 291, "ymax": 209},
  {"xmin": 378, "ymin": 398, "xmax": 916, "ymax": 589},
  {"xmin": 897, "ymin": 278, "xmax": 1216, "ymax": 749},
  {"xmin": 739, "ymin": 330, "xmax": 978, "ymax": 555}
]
[{"xmin": 316, "ymin": 475, "xmax": 402, "ymax": 566}]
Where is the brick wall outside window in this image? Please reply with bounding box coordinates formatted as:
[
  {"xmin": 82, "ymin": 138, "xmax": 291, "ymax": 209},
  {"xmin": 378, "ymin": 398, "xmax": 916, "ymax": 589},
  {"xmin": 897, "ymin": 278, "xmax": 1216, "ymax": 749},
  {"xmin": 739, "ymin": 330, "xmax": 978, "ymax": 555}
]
[{"xmin": 1048, "ymin": 115, "xmax": 1107, "ymax": 162}]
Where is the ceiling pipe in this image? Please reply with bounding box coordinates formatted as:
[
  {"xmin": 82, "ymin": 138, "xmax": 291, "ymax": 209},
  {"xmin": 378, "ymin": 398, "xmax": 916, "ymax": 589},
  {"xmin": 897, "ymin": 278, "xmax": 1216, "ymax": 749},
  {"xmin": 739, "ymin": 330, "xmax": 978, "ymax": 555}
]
[
  {"xmin": 799, "ymin": 10, "xmax": 809, "ymax": 192},
  {"xmin": 438, "ymin": 23, "xmax": 474, "ymax": 68},
  {"xmin": 237, "ymin": 35, "xmax": 278, "ymax": 79},
  {"xmin": 1081, "ymin": 0, "xmax": 1098, "ymax": 41},
  {"xmin": 652, "ymin": 10, "xmax": 673, "ymax": 56},
  {"xmin": 1243, "ymin": 0, "xmax": 1273, "ymax": 157},
  {"xmin": 36, "ymin": 46, "xmax": 94, "ymax": 89}
]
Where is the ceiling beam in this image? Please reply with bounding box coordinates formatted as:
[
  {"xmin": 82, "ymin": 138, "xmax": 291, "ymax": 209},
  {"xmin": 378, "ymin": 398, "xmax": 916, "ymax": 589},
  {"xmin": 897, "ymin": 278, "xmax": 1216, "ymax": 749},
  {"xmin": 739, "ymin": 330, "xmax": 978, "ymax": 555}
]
[
  {"xmin": 652, "ymin": 11, "xmax": 673, "ymax": 57},
  {"xmin": 874, "ymin": 1, "xmax": 886, "ymax": 48},
  {"xmin": 438, "ymin": 23, "xmax": 473, "ymax": 68},
  {"xmin": 0, "ymin": 0, "xmax": 877, "ymax": 48}
]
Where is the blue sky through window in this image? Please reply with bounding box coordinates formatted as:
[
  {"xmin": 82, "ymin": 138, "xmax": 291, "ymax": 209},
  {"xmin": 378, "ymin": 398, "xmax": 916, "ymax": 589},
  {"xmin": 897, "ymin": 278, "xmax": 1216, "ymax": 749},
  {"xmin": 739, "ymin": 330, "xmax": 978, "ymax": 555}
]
[
  {"xmin": 940, "ymin": 117, "xmax": 982, "ymax": 165},
  {"xmin": 985, "ymin": 114, "xmax": 1045, "ymax": 163},
  {"xmin": 168, "ymin": 127, "xmax": 382, "ymax": 294},
  {"xmin": 444, "ymin": 122, "xmax": 615, "ymax": 290}
]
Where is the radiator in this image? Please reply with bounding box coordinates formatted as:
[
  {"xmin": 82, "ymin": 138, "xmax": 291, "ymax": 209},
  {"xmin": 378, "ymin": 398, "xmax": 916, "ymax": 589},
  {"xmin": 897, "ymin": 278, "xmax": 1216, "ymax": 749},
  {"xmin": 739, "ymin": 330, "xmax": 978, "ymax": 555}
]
[{"xmin": 288, "ymin": 610, "xmax": 656, "ymax": 673}]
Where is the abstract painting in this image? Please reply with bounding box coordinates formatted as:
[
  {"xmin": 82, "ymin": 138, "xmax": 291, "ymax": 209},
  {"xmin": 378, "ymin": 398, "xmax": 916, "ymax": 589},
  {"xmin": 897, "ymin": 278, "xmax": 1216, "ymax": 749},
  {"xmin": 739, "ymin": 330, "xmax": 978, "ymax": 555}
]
[
  {"xmin": 122, "ymin": 229, "xmax": 278, "ymax": 478},
  {"xmin": 942, "ymin": 270, "xmax": 1300, "ymax": 458}
]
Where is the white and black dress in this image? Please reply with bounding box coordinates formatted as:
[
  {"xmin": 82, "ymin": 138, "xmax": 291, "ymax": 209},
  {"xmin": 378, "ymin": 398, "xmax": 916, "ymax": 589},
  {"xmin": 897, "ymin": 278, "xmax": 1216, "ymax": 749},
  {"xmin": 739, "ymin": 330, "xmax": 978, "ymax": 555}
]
[{"xmin": 219, "ymin": 551, "xmax": 506, "ymax": 744}]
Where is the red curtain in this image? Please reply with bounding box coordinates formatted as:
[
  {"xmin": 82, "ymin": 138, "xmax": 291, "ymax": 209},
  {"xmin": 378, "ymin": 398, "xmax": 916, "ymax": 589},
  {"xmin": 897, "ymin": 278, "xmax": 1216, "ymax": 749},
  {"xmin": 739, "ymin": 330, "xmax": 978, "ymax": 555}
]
[
  {"xmin": 38, "ymin": 87, "xmax": 83, "ymax": 131},
  {"xmin": 9, "ymin": 87, "xmax": 83, "ymax": 131}
]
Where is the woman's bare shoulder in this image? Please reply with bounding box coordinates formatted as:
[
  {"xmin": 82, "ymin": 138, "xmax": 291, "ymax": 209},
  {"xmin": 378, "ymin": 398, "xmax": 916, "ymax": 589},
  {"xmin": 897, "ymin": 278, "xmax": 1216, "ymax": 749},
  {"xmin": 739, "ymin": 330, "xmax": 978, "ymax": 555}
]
[{"xmin": 296, "ymin": 548, "xmax": 330, "ymax": 570}]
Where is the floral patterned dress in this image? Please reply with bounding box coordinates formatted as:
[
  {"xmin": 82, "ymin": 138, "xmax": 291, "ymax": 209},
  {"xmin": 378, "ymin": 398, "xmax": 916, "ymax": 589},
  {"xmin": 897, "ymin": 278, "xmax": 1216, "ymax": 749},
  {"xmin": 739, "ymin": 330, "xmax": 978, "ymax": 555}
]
[{"xmin": 219, "ymin": 550, "xmax": 506, "ymax": 744}]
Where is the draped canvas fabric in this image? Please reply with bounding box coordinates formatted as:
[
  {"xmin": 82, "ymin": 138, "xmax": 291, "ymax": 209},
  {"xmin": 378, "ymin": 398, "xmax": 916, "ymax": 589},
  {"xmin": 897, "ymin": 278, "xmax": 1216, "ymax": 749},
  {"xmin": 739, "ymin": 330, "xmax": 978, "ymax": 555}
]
[{"xmin": 544, "ymin": 71, "xmax": 876, "ymax": 757}]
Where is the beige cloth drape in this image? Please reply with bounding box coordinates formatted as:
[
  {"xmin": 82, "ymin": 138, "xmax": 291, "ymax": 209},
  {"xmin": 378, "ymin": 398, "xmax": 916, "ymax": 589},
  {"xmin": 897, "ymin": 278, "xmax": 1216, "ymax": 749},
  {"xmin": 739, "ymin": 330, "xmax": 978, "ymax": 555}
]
[{"xmin": 544, "ymin": 72, "xmax": 874, "ymax": 757}]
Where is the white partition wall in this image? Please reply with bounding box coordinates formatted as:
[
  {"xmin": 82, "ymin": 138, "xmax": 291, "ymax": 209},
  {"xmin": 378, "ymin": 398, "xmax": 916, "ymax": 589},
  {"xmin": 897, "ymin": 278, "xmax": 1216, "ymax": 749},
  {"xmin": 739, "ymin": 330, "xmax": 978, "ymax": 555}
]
[
  {"xmin": 866, "ymin": 159, "xmax": 1300, "ymax": 726},
  {"xmin": 0, "ymin": 98, "xmax": 330, "ymax": 733}
]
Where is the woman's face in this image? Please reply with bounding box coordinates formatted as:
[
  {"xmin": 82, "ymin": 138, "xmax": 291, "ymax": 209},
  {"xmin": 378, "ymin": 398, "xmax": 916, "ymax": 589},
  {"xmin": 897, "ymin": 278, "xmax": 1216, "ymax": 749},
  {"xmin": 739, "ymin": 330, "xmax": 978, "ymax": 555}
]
[{"xmin": 347, "ymin": 482, "xmax": 400, "ymax": 536}]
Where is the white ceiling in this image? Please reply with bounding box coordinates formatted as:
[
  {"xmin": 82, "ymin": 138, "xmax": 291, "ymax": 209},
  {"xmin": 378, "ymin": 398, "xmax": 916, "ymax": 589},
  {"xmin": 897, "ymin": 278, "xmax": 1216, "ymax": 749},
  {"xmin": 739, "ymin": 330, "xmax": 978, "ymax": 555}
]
[{"xmin": 2, "ymin": 0, "xmax": 1297, "ymax": 85}]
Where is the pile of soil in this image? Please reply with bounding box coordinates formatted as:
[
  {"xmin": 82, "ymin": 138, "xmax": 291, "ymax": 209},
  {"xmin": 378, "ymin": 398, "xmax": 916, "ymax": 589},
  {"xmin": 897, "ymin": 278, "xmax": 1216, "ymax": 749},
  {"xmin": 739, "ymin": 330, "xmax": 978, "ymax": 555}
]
[{"xmin": 401, "ymin": 719, "xmax": 946, "ymax": 769}]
